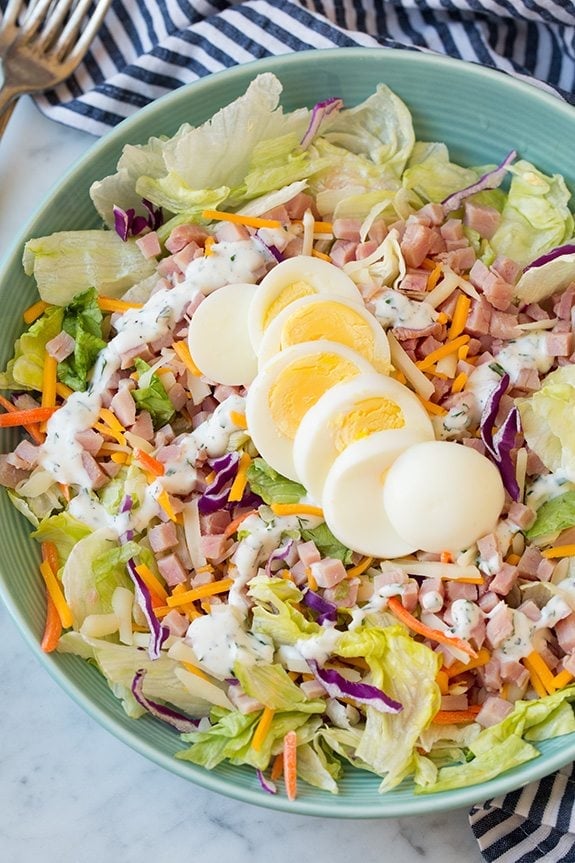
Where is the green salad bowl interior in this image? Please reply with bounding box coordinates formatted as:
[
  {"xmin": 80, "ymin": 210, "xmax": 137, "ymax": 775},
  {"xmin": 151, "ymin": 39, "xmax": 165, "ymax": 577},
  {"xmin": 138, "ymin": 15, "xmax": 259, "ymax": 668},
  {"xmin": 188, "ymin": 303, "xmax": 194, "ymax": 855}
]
[{"xmin": 2, "ymin": 47, "xmax": 575, "ymax": 817}]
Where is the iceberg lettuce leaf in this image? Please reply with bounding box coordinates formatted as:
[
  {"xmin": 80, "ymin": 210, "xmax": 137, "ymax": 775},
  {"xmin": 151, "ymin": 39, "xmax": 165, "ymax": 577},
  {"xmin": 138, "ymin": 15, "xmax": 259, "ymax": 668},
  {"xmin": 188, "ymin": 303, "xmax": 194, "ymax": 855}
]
[
  {"xmin": 403, "ymin": 142, "xmax": 479, "ymax": 203},
  {"xmin": 0, "ymin": 305, "xmax": 63, "ymax": 391},
  {"xmin": 516, "ymin": 365, "xmax": 575, "ymax": 480},
  {"xmin": 132, "ymin": 358, "xmax": 175, "ymax": 428},
  {"xmin": 526, "ymin": 491, "xmax": 575, "ymax": 541},
  {"xmin": 234, "ymin": 661, "xmax": 325, "ymax": 714},
  {"xmin": 246, "ymin": 458, "xmax": 305, "ymax": 505},
  {"xmin": 31, "ymin": 511, "xmax": 92, "ymax": 562},
  {"xmin": 249, "ymin": 575, "xmax": 321, "ymax": 646}
]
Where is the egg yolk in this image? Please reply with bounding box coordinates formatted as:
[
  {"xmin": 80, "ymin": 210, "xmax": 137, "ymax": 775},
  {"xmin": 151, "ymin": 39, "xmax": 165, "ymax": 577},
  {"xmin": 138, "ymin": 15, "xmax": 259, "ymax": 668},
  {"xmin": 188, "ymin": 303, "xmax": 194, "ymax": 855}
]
[
  {"xmin": 268, "ymin": 353, "xmax": 360, "ymax": 438},
  {"xmin": 262, "ymin": 281, "xmax": 316, "ymax": 329},
  {"xmin": 330, "ymin": 397, "xmax": 405, "ymax": 452},
  {"xmin": 279, "ymin": 300, "xmax": 386, "ymax": 370}
]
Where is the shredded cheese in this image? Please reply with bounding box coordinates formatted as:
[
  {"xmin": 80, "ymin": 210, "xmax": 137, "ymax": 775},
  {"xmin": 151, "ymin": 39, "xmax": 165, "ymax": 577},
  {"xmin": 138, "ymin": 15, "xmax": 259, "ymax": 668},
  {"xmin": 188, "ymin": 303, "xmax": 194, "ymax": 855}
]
[
  {"xmin": 228, "ymin": 452, "xmax": 251, "ymax": 502},
  {"xmin": 97, "ymin": 297, "xmax": 143, "ymax": 313},
  {"xmin": 416, "ymin": 334, "xmax": 470, "ymax": 372},
  {"xmin": 202, "ymin": 209, "xmax": 282, "ymax": 229},
  {"xmin": 251, "ymin": 706, "xmax": 276, "ymax": 751},
  {"xmin": 270, "ymin": 503, "xmax": 324, "ymax": 518},
  {"xmin": 23, "ymin": 300, "xmax": 49, "ymax": 324},
  {"xmin": 542, "ymin": 545, "xmax": 575, "ymax": 559},
  {"xmin": 387, "ymin": 332, "xmax": 435, "ymax": 401},
  {"xmin": 39, "ymin": 560, "xmax": 73, "ymax": 628},
  {"xmin": 166, "ymin": 578, "xmax": 234, "ymax": 607},
  {"xmin": 524, "ymin": 651, "xmax": 556, "ymax": 695},
  {"xmin": 41, "ymin": 353, "xmax": 58, "ymax": 410},
  {"xmin": 172, "ymin": 340, "xmax": 203, "ymax": 377},
  {"xmin": 448, "ymin": 294, "xmax": 471, "ymax": 341}
]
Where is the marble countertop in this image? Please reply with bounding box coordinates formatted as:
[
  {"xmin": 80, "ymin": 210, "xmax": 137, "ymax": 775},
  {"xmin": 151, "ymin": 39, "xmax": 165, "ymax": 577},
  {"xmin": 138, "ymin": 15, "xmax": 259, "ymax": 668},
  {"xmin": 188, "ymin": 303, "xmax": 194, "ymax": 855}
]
[{"xmin": 0, "ymin": 96, "xmax": 482, "ymax": 863}]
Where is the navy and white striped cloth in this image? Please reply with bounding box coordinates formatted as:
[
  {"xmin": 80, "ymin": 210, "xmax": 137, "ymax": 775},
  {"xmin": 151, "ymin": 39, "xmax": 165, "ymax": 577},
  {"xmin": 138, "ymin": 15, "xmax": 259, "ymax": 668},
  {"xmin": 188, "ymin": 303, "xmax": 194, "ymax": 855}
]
[{"xmin": 4, "ymin": 0, "xmax": 575, "ymax": 859}]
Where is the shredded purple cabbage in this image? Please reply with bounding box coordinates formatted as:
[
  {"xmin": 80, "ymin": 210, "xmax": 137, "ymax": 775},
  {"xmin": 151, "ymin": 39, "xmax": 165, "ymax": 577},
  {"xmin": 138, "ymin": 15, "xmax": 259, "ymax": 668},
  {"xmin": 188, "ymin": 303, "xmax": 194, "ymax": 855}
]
[
  {"xmin": 113, "ymin": 198, "xmax": 163, "ymax": 242},
  {"xmin": 442, "ymin": 149, "xmax": 517, "ymax": 214},
  {"xmin": 127, "ymin": 558, "xmax": 169, "ymax": 660},
  {"xmin": 131, "ymin": 669, "xmax": 199, "ymax": 732},
  {"xmin": 480, "ymin": 374, "xmax": 521, "ymax": 500},
  {"xmin": 302, "ymin": 589, "xmax": 338, "ymax": 624},
  {"xmin": 197, "ymin": 452, "xmax": 240, "ymax": 513},
  {"xmin": 255, "ymin": 230, "xmax": 284, "ymax": 263},
  {"xmin": 524, "ymin": 243, "xmax": 575, "ymax": 271},
  {"xmin": 120, "ymin": 494, "xmax": 133, "ymax": 513},
  {"xmin": 264, "ymin": 540, "xmax": 296, "ymax": 578},
  {"xmin": 300, "ymin": 97, "xmax": 344, "ymax": 149},
  {"xmin": 308, "ymin": 660, "xmax": 402, "ymax": 713},
  {"xmin": 256, "ymin": 768, "xmax": 278, "ymax": 795}
]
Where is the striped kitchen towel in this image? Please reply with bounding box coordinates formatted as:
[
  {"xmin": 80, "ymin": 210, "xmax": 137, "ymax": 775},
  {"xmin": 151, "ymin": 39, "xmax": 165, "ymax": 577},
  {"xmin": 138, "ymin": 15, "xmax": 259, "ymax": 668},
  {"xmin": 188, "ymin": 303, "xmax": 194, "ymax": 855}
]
[{"xmin": 0, "ymin": 0, "xmax": 571, "ymax": 135}]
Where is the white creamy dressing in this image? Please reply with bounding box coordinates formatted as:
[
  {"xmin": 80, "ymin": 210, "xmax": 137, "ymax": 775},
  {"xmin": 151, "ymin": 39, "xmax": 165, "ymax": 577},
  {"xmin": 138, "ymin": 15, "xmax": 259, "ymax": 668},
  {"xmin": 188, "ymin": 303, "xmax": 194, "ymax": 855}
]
[
  {"xmin": 525, "ymin": 470, "xmax": 575, "ymax": 511},
  {"xmin": 448, "ymin": 599, "xmax": 482, "ymax": 641},
  {"xmin": 37, "ymin": 239, "xmax": 265, "ymax": 493},
  {"xmin": 373, "ymin": 289, "xmax": 437, "ymax": 331},
  {"xmin": 295, "ymin": 626, "xmax": 342, "ymax": 665},
  {"xmin": 495, "ymin": 594, "xmax": 572, "ymax": 662},
  {"xmin": 185, "ymin": 604, "xmax": 273, "ymax": 679}
]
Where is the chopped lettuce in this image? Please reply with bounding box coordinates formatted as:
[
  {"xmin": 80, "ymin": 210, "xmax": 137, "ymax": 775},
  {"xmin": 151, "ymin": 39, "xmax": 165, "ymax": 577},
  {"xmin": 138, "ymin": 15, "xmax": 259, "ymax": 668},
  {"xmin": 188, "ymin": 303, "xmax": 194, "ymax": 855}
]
[
  {"xmin": 526, "ymin": 491, "xmax": 575, "ymax": 541},
  {"xmin": 0, "ymin": 305, "xmax": 63, "ymax": 391},
  {"xmin": 23, "ymin": 231, "xmax": 156, "ymax": 306},
  {"xmin": 132, "ymin": 358, "xmax": 176, "ymax": 428},
  {"xmin": 403, "ymin": 142, "xmax": 479, "ymax": 203},
  {"xmin": 249, "ymin": 575, "xmax": 321, "ymax": 645},
  {"xmin": 234, "ymin": 661, "xmax": 325, "ymax": 713},
  {"xmin": 489, "ymin": 160, "xmax": 574, "ymax": 267},
  {"xmin": 31, "ymin": 511, "xmax": 92, "ymax": 562},
  {"xmin": 296, "ymin": 740, "xmax": 342, "ymax": 794},
  {"xmin": 516, "ymin": 365, "xmax": 575, "ymax": 480},
  {"xmin": 300, "ymin": 522, "xmax": 354, "ymax": 564},
  {"xmin": 246, "ymin": 457, "xmax": 305, "ymax": 504},
  {"xmin": 57, "ymin": 288, "xmax": 106, "ymax": 391}
]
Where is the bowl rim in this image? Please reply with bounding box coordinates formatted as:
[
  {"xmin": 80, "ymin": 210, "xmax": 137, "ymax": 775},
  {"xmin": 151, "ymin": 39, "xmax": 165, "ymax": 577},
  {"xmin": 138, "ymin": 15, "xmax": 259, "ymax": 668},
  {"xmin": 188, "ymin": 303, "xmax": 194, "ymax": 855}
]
[{"xmin": 2, "ymin": 45, "xmax": 575, "ymax": 818}]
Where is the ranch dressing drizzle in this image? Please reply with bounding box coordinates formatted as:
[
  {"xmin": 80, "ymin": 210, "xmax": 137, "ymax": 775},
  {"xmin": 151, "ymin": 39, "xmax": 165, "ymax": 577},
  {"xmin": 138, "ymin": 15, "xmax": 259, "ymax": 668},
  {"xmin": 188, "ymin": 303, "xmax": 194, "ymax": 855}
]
[{"xmin": 37, "ymin": 239, "xmax": 266, "ymax": 488}]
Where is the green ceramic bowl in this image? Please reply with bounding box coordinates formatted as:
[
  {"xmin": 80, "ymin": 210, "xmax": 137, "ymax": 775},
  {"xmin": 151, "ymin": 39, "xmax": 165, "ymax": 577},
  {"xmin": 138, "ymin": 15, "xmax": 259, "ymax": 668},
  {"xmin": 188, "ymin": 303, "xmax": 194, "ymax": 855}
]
[{"xmin": 2, "ymin": 48, "xmax": 575, "ymax": 818}]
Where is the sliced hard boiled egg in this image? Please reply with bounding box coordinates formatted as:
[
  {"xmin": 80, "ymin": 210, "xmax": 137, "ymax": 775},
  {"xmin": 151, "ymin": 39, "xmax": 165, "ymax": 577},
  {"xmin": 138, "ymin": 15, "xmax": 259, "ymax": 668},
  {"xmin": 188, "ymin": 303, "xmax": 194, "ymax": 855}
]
[
  {"xmin": 322, "ymin": 429, "xmax": 428, "ymax": 559},
  {"xmin": 245, "ymin": 340, "xmax": 374, "ymax": 481},
  {"xmin": 187, "ymin": 282, "xmax": 258, "ymax": 386},
  {"xmin": 248, "ymin": 255, "xmax": 362, "ymax": 351},
  {"xmin": 382, "ymin": 440, "xmax": 505, "ymax": 554},
  {"xmin": 293, "ymin": 372, "xmax": 434, "ymax": 503},
  {"xmin": 257, "ymin": 294, "xmax": 391, "ymax": 374}
]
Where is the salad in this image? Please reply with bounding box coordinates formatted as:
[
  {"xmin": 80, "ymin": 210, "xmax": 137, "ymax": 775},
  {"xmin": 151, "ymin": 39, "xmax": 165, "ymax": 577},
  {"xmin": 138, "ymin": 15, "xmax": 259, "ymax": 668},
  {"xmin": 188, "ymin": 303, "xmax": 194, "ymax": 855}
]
[{"xmin": 3, "ymin": 72, "xmax": 575, "ymax": 800}]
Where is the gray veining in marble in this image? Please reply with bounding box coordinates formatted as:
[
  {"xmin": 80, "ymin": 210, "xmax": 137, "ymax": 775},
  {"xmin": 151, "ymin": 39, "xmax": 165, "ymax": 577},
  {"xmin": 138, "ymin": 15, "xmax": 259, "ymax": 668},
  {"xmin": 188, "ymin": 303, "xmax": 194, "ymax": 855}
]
[{"xmin": 0, "ymin": 96, "xmax": 482, "ymax": 863}]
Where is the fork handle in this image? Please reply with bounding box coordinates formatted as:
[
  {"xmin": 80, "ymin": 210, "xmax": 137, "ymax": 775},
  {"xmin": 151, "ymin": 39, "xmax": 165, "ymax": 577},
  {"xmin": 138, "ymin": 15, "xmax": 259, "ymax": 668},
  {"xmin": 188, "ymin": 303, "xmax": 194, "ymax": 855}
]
[{"xmin": 0, "ymin": 89, "xmax": 18, "ymax": 140}]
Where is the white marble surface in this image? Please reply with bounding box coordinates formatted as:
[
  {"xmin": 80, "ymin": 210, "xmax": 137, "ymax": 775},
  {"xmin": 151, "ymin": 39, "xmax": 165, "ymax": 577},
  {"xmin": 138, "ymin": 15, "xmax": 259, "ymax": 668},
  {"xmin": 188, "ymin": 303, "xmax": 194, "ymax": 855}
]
[{"xmin": 0, "ymin": 96, "xmax": 482, "ymax": 863}]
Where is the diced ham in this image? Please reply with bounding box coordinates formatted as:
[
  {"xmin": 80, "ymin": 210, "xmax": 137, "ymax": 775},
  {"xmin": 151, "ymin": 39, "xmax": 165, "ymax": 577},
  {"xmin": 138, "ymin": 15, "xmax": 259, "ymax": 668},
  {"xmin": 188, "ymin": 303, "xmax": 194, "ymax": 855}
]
[
  {"xmin": 167, "ymin": 382, "xmax": 188, "ymax": 411},
  {"xmin": 440, "ymin": 219, "xmax": 464, "ymax": 242},
  {"xmin": 227, "ymin": 686, "xmax": 264, "ymax": 715},
  {"xmin": 506, "ymin": 505, "xmax": 537, "ymax": 536},
  {"xmin": 332, "ymin": 218, "xmax": 362, "ymax": 241},
  {"xmin": 0, "ymin": 455, "xmax": 29, "ymax": 488},
  {"xmin": 213, "ymin": 384, "xmax": 239, "ymax": 403},
  {"xmin": 555, "ymin": 614, "xmax": 575, "ymax": 653},
  {"xmin": 463, "ymin": 202, "xmax": 501, "ymax": 239},
  {"xmin": 46, "ymin": 330, "xmax": 75, "ymax": 362},
  {"xmin": 477, "ymin": 533, "xmax": 502, "ymax": 573},
  {"xmin": 440, "ymin": 246, "xmax": 476, "ymax": 274},
  {"xmin": 512, "ymin": 367, "xmax": 540, "ymax": 392},
  {"xmin": 81, "ymin": 451, "xmax": 108, "ymax": 489},
  {"xmin": 554, "ymin": 285, "xmax": 575, "ymax": 320},
  {"xmin": 214, "ymin": 222, "xmax": 250, "ymax": 242},
  {"xmin": 524, "ymin": 303, "xmax": 550, "ymax": 322},
  {"xmin": 136, "ymin": 231, "xmax": 161, "ymax": 259},
  {"xmin": 148, "ymin": 521, "xmax": 178, "ymax": 553},
  {"xmin": 285, "ymin": 193, "xmax": 319, "ymax": 221},
  {"xmin": 483, "ymin": 277, "xmax": 515, "ymax": 312},
  {"xmin": 465, "ymin": 297, "xmax": 492, "ymax": 336},
  {"xmin": 416, "ymin": 202, "xmax": 445, "ymax": 226},
  {"xmin": 162, "ymin": 609, "xmax": 189, "ymax": 637},
  {"xmin": 397, "ymin": 271, "xmax": 429, "ymax": 294},
  {"xmin": 130, "ymin": 410, "xmax": 154, "ymax": 441},
  {"xmin": 290, "ymin": 559, "xmax": 308, "ymax": 586},
  {"xmin": 476, "ymin": 696, "xmax": 514, "ymax": 728},
  {"xmin": 330, "ymin": 239, "xmax": 357, "ymax": 267},
  {"xmin": 489, "ymin": 563, "xmax": 518, "ymax": 596},
  {"xmin": 399, "ymin": 580, "xmax": 419, "ymax": 612},
  {"xmin": 297, "ymin": 540, "xmax": 321, "ymax": 567},
  {"xmin": 490, "ymin": 310, "xmax": 520, "ymax": 339},
  {"xmin": 75, "ymin": 429, "xmax": 104, "ymax": 456},
  {"xmin": 120, "ymin": 344, "xmax": 153, "ymax": 370},
  {"xmin": 11, "ymin": 440, "xmax": 39, "ymax": 469},
  {"xmin": 499, "ymin": 659, "xmax": 530, "ymax": 688},
  {"xmin": 517, "ymin": 545, "xmax": 544, "ymax": 578},
  {"xmin": 165, "ymin": 223, "xmax": 209, "ymax": 253},
  {"xmin": 157, "ymin": 256, "xmax": 183, "ymax": 278},
  {"xmin": 374, "ymin": 568, "xmax": 409, "ymax": 589},
  {"xmin": 526, "ymin": 450, "xmax": 548, "ymax": 476},
  {"xmin": 481, "ymin": 656, "xmax": 502, "ymax": 691},
  {"xmin": 157, "ymin": 553, "xmax": 188, "ymax": 586},
  {"xmin": 393, "ymin": 322, "xmax": 442, "ymax": 341},
  {"xmin": 417, "ymin": 335, "xmax": 443, "ymax": 359},
  {"xmin": 173, "ymin": 242, "xmax": 202, "ymax": 270},
  {"xmin": 101, "ymin": 460, "xmax": 122, "ymax": 478},
  {"xmin": 446, "ymin": 581, "xmax": 478, "ymax": 602},
  {"xmin": 310, "ymin": 557, "xmax": 347, "ymax": 588},
  {"xmin": 562, "ymin": 652, "xmax": 575, "ymax": 677},
  {"xmin": 282, "ymin": 237, "xmax": 304, "ymax": 258},
  {"xmin": 545, "ymin": 331, "xmax": 573, "ymax": 357},
  {"xmin": 441, "ymin": 694, "xmax": 469, "ymax": 711},
  {"xmin": 200, "ymin": 534, "xmax": 229, "ymax": 560},
  {"xmin": 491, "ymin": 256, "xmax": 521, "ymax": 285},
  {"xmin": 401, "ymin": 222, "xmax": 434, "ymax": 268},
  {"xmin": 355, "ymin": 240, "xmax": 379, "ymax": 260},
  {"xmin": 478, "ymin": 591, "xmax": 500, "ymax": 614},
  {"xmin": 461, "ymin": 437, "xmax": 486, "ymax": 456},
  {"xmin": 324, "ymin": 577, "xmax": 360, "ymax": 608},
  {"xmin": 110, "ymin": 387, "xmax": 136, "ymax": 427},
  {"xmin": 200, "ymin": 510, "xmax": 231, "ymax": 535},
  {"xmin": 486, "ymin": 602, "xmax": 514, "ymax": 649},
  {"xmin": 537, "ymin": 558, "xmax": 555, "ymax": 583}
]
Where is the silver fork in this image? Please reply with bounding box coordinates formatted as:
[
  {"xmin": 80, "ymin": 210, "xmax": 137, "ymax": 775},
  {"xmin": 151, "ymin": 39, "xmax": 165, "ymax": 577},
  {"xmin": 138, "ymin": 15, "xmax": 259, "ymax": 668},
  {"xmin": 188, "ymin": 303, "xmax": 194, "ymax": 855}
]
[{"xmin": 0, "ymin": 0, "xmax": 113, "ymax": 138}]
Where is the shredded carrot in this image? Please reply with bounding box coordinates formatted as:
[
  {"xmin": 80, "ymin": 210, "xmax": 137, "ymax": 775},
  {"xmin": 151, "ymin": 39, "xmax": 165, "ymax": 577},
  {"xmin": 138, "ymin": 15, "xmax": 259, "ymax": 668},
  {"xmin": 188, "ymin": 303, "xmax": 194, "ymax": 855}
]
[
  {"xmin": 448, "ymin": 294, "xmax": 471, "ymax": 341},
  {"xmin": 283, "ymin": 730, "xmax": 298, "ymax": 801},
  {"xmin": 223, "ymin": 508, "xmax": 259, "ymax": 538},
  {"xmin": 306, "ymin": 567, "xmax": 318, "ymax": 592},
  {"xmin": 135, "ymin": 563, "xmax": 168, "ymax": 603},
  {"xmin": 445, "ymin": 647, "xmax": 491, "ymax": 678},
  {"xmin": 0, "ymin": 394, "xmax": 44, "ymax": 444},
  {"xmin": 230, "ymin": 410, "xmax": 247, "ymax": 429},
  {"xmin": 39, "ymin": 559, "xmax": 73, "ymax": 629},
  {"xmin": 41, "ymin": 593, "xmax": 62, "ymax": 653},
  {"xmin": 387, "ymin": 596, "xmax": 478, "ymax": 658},
  {"xmin": 202, "ymin": 209, "xmax": 282, "ymax": 230},
  {"xmin": 524, "ymin": 651, "xmax": 556, "ymax": 695},
  {"xmin": 346, "ymin": 556, "xmax": 374, "ymax": 578},
  {"xmin": 270, "ymin": 752, "xmax": 284, "ymax": 782},
  {"xmin": 23, "ymin": 299, "xmax": 49, "ymax": 324},
  {"xmin": 454, "ymin": 576, "xmax": 485, "ymax": 585},
  {"xmin": 542, "ymin": 544, "xmax": 575, "ymax": 559},
  {"xmin": 41, "ymin": 541, "xmax": 60, "ymax": 574},
  {"xmin": 418, "ymin": 398, "xmax": 448, "ymax": 417},
  {"xmin": 97, "ymin": 297, "xmax": 143, "ymax": 313},
  {"xmin": 55, "ymin": 382, "xmax": 74, "ymax": 400},
  {"xmin": 311, "ymin": 249, "xmax": 332, "ymax": 262},
  {"xmin": 252, "ymin": 707, "xmax": 276, "ymax": 752},
  {"xmin": 553, "ymin": 668, "xmax": 574, "ymax": 689},
  {"xmin": 204, "ymin": 236, "xmax": 215, "ymax": 256},
  {"xmin": 440, "ymin": 551, "xmax": 453, "ymax": 564},
  {"xmin": 421, "ymin": 258, "xmax": 436, "ymax": 271},
  {"xmin": 0, "ymin": 406, "xmax": 57, "ymax": 427},
  {"xmin": 451, "ymin": 372, "xmax": 468, "ymax": 394},
  {"xmin": 432, "ymin": 707, "xmax": 481, "ymax": 724},
  {"xmin": 436, "ymin": 669, "xmax": 449, "ymax": 695},
  {"xmin": 172, "ymin": 339, "xmax": 203, "ymax": 377},
  {"xmin": 416, "ymin": 335, "xmax": 471, "ymax": 372},
  {"xmin": 270, "ymin": 503, "xmax": 324, "ymax": 518},
  {"xmin": 58, "ymin": 482, "xmax": 71, "ymax": 501},
  {"xmin": 133, "ymin": 448, "xmax": 165, "ymax": 477},
  {"xmin": 228, "ymin": 452, "xmax": 252, "ymax": 502},
  {"xmin": 166, "ymin": 578, "xmax": 234, "ymax": 608},
  {"xmin": 426, "ymin": 263, "xmax": 443, "ymax": 292},
  {"xmin": 182, "ymin": 662, "xmax": 212, "ymax": 682}
]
